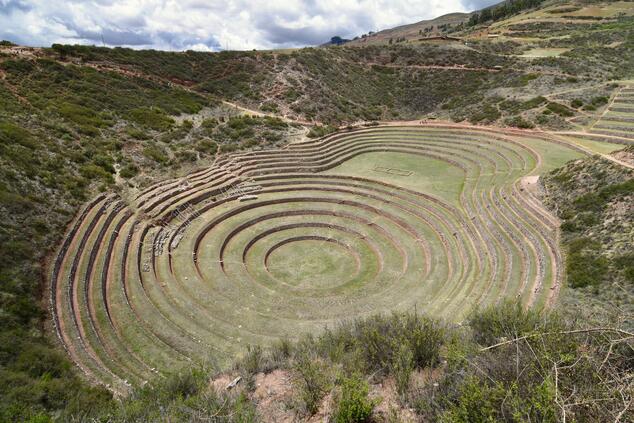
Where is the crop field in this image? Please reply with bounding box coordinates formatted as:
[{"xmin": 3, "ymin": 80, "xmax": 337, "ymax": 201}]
[
  {"xmin": 50, "ymin": 125, "xmax": 588, "ymax": 392},
  {"xmin": 590, "ymin": 85, "xmax": 634, "ymax": 141}
]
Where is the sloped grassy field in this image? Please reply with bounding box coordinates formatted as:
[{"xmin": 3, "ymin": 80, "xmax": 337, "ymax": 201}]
[{"xmin": 50, "ymin": 125, "xmax": 585, "ymax": 392}]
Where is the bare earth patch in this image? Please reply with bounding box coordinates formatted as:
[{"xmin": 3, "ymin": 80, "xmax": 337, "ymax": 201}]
[
  {"xmin": 253, "ymin": 370, "xmax": 296, "ymax": 423},
  {"xmin": 611, "ymin": 149, "xmax": 634, "ymax": 167}
]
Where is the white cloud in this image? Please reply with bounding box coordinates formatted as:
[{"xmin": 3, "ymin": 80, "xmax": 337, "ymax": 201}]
[{"xmin": 0, "ymin": 0, "xmax": 492, "ymax": 51}]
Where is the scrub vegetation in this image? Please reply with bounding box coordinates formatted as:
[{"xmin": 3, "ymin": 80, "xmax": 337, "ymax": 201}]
[{"xmin": 0, "ymin": 0, "xmax": 633, "ymax": 421}]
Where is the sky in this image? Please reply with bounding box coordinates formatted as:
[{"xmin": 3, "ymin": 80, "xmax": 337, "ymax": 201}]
[{"xmin": 0, "ymin": 0, "xmax": 500, "ymax": 51}]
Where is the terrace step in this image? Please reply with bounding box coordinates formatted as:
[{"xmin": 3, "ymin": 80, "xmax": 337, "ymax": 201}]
[{"xmin": 51, "ymin": 125, "xmax": 573, "ymax": 388}]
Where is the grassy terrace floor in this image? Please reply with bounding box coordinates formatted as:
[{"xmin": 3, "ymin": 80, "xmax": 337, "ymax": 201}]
[{"xmin": 50, "ymin": 125, "xmax": 586, "ymax": 393}]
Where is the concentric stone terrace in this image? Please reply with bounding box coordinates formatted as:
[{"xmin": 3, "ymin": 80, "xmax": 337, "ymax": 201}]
[{"xmin": 50, "ymin": 125, "xmax": 586, "ymax": 391}]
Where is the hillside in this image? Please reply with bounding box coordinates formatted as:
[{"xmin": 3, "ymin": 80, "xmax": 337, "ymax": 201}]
[
  {"xmin": 345, "ymin": 0, "xmax": 634, "ymax": 47},
  {"xmin": 2, "ymin": 1, "xmax": 627, "ymax": 136},
  {"xmin": 0, "ymin": 0, "xmax": 633, "ymax": 421},
  {"xmin": 542, "ymin": 150, "xmax": 634, "ymax": 322},
  {"xmin": 345, "ymin": 12, "xmax": 470, "ymax": 46}
]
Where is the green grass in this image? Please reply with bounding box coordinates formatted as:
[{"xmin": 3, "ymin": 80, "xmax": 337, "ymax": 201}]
[
  {"xmin": 47, "ymin": 126, "xmax": 588, "ymax": 394},
  {"xmin": 559, "ymin": 135, "xmax": 626, "ymax": 154},
  {"xmin": 325, "ymin": 151, "xmax": 465, "ymax": 207},
  {"xmin": 1, "ymin": 23, "xmax": 629, "ymax": 419},
  {"xmin": 266, "ymin": 239, "xmax": 361, "ymax": 289},
  {"xmin": 520, "ymin": 48, "xmax": 570, "ymax": 58}
]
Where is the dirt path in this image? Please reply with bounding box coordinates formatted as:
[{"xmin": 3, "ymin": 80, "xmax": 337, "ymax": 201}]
[
  {"xmin": 552, "ymin": 132, "xmax": 634, "ymax": 170},
  {"xmin": 343, "ymin": 59, "xmax": 501, "ymax": 73},
  {"xmin": 347, "ymin": 59, "xmax": 581, "ymax": 78},
  {"xmin": 220, "ymin": 100, "xmax": 316, "ymax": 126},
  {"xmin": 358, "ymin": 119, "xmax": 634, "ymax": 170}
]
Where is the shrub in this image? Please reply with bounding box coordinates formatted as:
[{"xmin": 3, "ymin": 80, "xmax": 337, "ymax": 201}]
[
  {"xmin": 590, "ymin": 96, "xmax": 608, "ymax": 106},
  {"xmin": 614, "ymin": 253, "xmax": 634, "ymax": 283},
  {"xmin": 504, "ymin": 115, "xmax": 534, "ymax": 129},
  {"xmin": 58, "ymin": 103, "xmax": 110, "ymax": 128},
  {"xmin": 162, "ymin": 370, "xmax": 201, "ymax": 400},
  {"xmin": 468, "ymin": 300, "xmax": 543, "ymax": 346},
  {"xmin": 350, "ymin": 313, "xmax": 445, "ymax": 374},
  {"xmin": 522, "ymin": 96, "xmax": 547, "ymax": 110},
  {"xmin": 468, "ymin": 103, "xmax": 500, "ymax": 123},
  {"xmin": 293, "ymin": 352, "xmax": 330, "ymax": 415},
  {"xmin": 437, "ymin": 376, "xmax": 502, "ymax": 423},
  {"xmin": 307, "ymin": 125, "xmax": 336, "ymax": 138},
  {"xmin": 124, "ymin": 127, "xmax": 150, "ymax": 140},
  {"xmin": 566, "ymin": 237, "xmax": 608, "ymax": 288},
  {"xmin": 195, "ymin": 139, "xmax": 218, "ymax": 155},
  {"xmin": 119, "ymin": 164, "xmax": 139, "ymax": 178},
  {"xmin": 332, "ymin": 375, "xmax": 377, "ymax": 423},
  {"xmin": 143, "ymin": 144, "xmax": 169, "ymax": 164},
  {"xmin": 0, "ymin": 59, "xmax": 35, "ymax": 75},
  {"xmin": 390, "ymin": 343, "xmax": 414, "ymax": 398},
  {"xmin": 219, "ymin": 143, "xmax": 239, "ymax": 153},
  {"xmin": 176, "ymin": 149, "xmax": 197, "ymax": 162},
  {"xmin": 79, "ymin": 164, "xmax": 114, "ymax": 183},
  {"xmin": 546, "ymin": 102, "xmax": 574, "ymax": 117},
  {"xmin": 129, "ymin": 107, "xmax": 174, "ymax": 131},
  {"xmin": 240, "ymin": 344, "xmax": 264, "ymax": 389},
  {"xmin": 201, "ymin": 117, "xmax": 218, "ymax": 130},
  {"xmin": 0, "ymin": 122, "xmax": 37, "ymax": 149}
]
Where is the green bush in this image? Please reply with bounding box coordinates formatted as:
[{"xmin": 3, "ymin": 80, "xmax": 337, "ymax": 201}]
[
  {"xmin": 522, "ymin": 96, "xmax": 547, "ymax": 110},
  {"xmin": 124, "ymin": 127, "xmax": 150, "ymax": 140},
  {"xmin": 201, "ymin": 117, "xmax": 218, "ymax": 130},
  {"xmin": 614, "ymin": 253, "xmax": 634, "ymax": 283},
  {"xmin": 175, "ymin": 149, "xmax": 197, "ymax": 162},
  {"xmin": 143, "ymin": 144, "xmax": 169, "ymax": 164},
  {"xmin": 590, "ymin": 96, "xmax": 608, "ymax": 106},
  {"xmin": 437, "ymin": 376, "xmax": 502, "ymax": 423},
  {"xmin": 546, "ymin": 102, "xmax": 574, "ymax": 117},
  {"xmin": 58, "ymin": 103, "xmax": 111, "ymax": 129},
  {"xmin": 129, "ymin": 107, "xmax": 174, "ymax": 131},
  {"xmin": 161, "ymin": 370, "xmax": 201, "ymax": 400},
  {"xmin": 119, "ymin": 163, "xmax": 139, "ymax": 178},
  {"xmin": 504, "ymin": 115, "xmax": 534, "ymax": 129},
  {"xmin": 0, "ymin": 122, "xmax": 37, "ymax": 149},
  {"xmin": 307, "ymin": 125, "xmax": 336, "ymax": 138},
  {"xmin": 468, "ymin": 301, "xmax": 543, "ymax": 346},
  {"xmin": 0, "ymin": 59, "xmax": 35, "ymax": 75},
  {"xmin": 195, "ymin": 139, "xmax": 218, "ymax": 155},
  {"xmin": 293, "ymin": 352, "xmax": 330, "ymax": 415},
  {"xmin": 333, "ymin": 375, "xmax": 377, "ymax": 423},
  {"xmin": 468, "ymin": 103, "xmax": 500, "ymax": 123},
  {"xmin": 570, "ymin": 98, "xmax": 583, "ymax": 108},
  {"xmin": 348, "ymin": 313, "xmax": 445, "ymax": 374},
  {"xmin": 566, "ymin": 237, "xmax": 608, "ymax": 288},
  {"xmin": 79, "ymin": 164, "xmax": 114, "ymax": 183},
  {"xmin": 390, "ymin": 343, "xmax": 414, "ymax": 398}
]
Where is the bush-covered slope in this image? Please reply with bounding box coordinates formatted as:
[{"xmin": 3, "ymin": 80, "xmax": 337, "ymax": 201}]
[
  {"xmin": 49, "ymin": 303, "xmax": 633, "ymax": 422},
  {"xmin": 41, "ymin": 34, "xmax": 632, "ymax": 129},
  {"xmin": 542, "ymin": 151, "xmax": 634, "ymax": 321},
  {"xmin": 0, "ymin": 55, "xmax": 298, "ymax": 421}
]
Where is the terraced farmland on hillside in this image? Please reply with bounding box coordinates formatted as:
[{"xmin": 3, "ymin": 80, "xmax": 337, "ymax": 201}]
[
  {"xmin": 590, "ymin": 85, "xmax": 634, "ymax": 141},
  {"xmin": 50, "ymin": 125, "xmax": 587, "ymax": 392}
]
